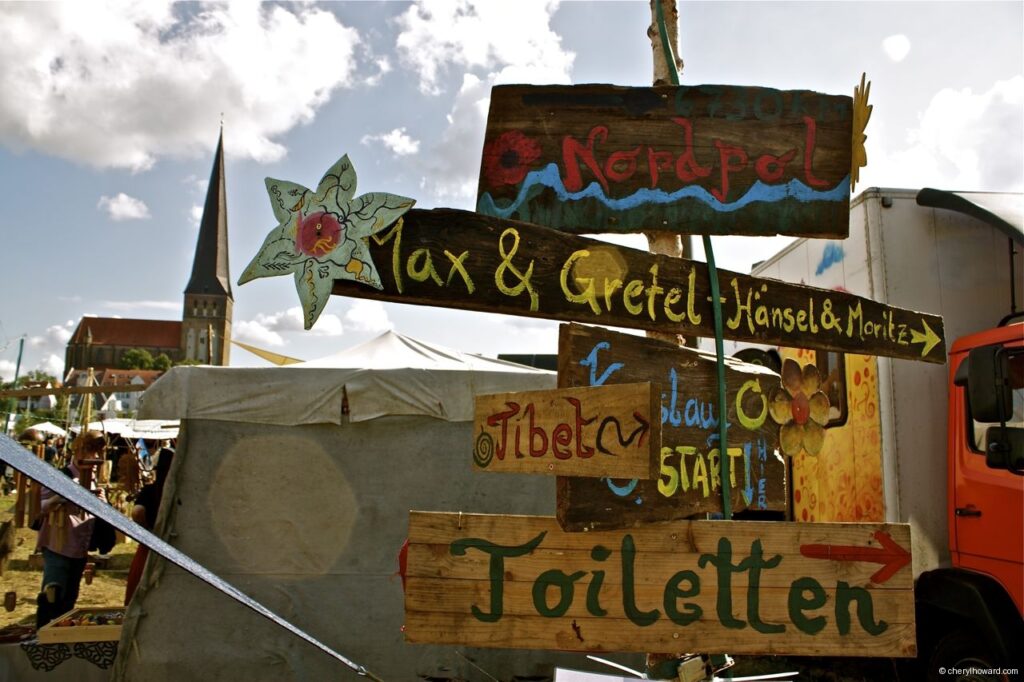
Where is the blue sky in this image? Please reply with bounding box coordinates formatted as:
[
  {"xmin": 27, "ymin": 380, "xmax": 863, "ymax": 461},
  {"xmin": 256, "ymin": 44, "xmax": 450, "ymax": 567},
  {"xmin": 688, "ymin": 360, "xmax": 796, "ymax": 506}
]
[{"xmin": 1, "ymin": 1, "xmax": 1021, "ymax": 380}]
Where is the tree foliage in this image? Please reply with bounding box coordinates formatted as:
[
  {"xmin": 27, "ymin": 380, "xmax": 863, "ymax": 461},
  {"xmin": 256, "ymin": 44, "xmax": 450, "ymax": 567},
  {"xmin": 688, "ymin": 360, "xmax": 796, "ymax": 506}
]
[{"xmin": 120, "ymin": 348, "xmax": 155, "ymax": 370}]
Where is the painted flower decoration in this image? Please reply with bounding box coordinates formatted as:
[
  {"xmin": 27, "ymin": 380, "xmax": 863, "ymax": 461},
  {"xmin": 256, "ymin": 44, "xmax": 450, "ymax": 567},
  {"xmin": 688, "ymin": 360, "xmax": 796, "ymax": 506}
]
[
  {"xmin": 769, "ymin": 359, "xmax": 830, "ymax": 457},
  {"xmin": 238, "ymin": 155, "xmax": 414, "ymax": 329},
  {"xmin": 850, "ymin": 72, "xmax": 872, "ymax": 191},
  {"xmin": 481, "ymin": 130, "xmax": 542, "ymax": 187}
]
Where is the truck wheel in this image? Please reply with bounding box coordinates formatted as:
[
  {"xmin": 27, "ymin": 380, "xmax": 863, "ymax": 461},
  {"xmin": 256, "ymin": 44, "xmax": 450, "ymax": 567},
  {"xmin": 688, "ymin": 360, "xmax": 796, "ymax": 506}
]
[{"xmin": 927, "ymin": 629, "xmax": 1015, "ymax": 682}]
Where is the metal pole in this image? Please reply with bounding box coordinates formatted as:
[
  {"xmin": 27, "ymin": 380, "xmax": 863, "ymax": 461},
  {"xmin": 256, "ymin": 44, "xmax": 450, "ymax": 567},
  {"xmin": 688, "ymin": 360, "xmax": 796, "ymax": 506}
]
[{"xmin": 5, "ymin": 337, "xmax": 25, "ymax": 433}]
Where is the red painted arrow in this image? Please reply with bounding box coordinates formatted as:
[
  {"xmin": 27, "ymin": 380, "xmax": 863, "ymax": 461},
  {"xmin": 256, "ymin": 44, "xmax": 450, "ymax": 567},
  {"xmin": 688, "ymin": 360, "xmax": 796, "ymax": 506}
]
[{"xmin": 800, "ymin": 530, "xmax": 911, "ymax": 584}]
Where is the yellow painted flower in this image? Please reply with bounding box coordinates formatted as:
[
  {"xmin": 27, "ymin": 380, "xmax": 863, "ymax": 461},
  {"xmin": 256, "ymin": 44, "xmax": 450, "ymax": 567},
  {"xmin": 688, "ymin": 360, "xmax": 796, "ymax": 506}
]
[
  {"xmin": 851, "ymin": 72, "xmax": 872, "ymax": 192},
  {"xmin": 769, "ymin": 359, "xmax": 830, "ymax": 456}
]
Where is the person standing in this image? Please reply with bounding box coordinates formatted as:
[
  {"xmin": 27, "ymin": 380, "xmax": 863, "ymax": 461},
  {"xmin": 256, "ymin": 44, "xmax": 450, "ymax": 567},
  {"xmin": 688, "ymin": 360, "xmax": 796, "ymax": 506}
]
[
  {"xmin": 34, "ymin": 431, "xmax": 105, "ymax": 629},
  {"xmin": 124, "ymin": 447, "xmax": 174, "ymax": 604}
]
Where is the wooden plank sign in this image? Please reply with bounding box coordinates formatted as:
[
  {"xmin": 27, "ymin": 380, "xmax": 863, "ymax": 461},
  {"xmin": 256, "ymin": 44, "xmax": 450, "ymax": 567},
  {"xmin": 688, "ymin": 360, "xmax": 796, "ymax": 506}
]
[
  {"xmin": 405, "ymin": 512, "xmax": 916, "ymax": 658},
  {"xmin": 330, "ymin": 208, "xmax": 946, "ymax": 363},
  {"xmin": 473, "ymin": 383, "xmax": 660, "ymax": 479},
  {"xmin": 557, "ymin": 324, "xmax": 786, "ymax": 530},
  {"xmin": 476, "ymin": 84, "xmax": 853, "ymax": 238}
]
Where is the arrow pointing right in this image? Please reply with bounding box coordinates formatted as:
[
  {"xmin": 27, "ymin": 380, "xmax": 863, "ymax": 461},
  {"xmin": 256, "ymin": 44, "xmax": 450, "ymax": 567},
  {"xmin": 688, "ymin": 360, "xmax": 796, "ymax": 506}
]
[
  {"xmin": 911, "ymin": 319, "xmax": 942, "ymax": 357},
  {"xmin": 800, "ymin": 530, "xmax": 911, "ymax": 584}
]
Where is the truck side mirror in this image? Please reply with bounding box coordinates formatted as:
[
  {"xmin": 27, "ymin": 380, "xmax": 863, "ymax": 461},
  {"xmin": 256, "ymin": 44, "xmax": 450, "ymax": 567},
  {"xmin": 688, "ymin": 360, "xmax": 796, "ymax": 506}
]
[
  {"xmin": 984, "ymin": 426, "xmax": 1024, "ymax": 473},
  {"xmin": 966, "ymin": 346, "xmax": 1012, "ymax": 423}
]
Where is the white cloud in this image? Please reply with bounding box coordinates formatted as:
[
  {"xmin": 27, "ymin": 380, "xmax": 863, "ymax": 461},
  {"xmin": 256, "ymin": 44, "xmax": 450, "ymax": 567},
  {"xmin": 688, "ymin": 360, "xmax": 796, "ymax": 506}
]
[
  {"xmin": 872, "ymin": 76, "xmax": 1024, "ymax": 191},
  {"xmin": 36, "ymin": 354, "xmax": 65, "ymax": 378},
  {"xmin": 883, "ymin": 34, "xmax": 911, "ymax": 63},
  {"xmin": 100, "ymin": 300, "xmax": 180, "ymax": 312},
  {"xmin": 22, "ymin": 322, "xmax": 75, "ymax": 380},
  {"xmin": 395, "ymin": 0, "xmax": 573, "ymax": 96},
  {"xmin": 360, "ymin": 127, "xmax": 420, "ymax": 156},
  {"xmin": 418, "ymin": 73, "xmax": 491, "ymax": 202},
  {"xmin": 190, "ymin": 204, "xmax": 204, "ymax": 227},
  {"xmin": 395, "ymin": 1, "xmax": 574, "ymax": 204},
  {"xmin": 364, "ymin": 56, "xmax": 392, "ymax": 87},
  {"xmin": 29, "ymin": 321, "xmax": 74, "ymax": 350},
  {"xmin": 0, "ymin": 360, "xmax": 15, "ymax": 382},
  {"xmin": 233, "ymin": 319, "xmax": 285, "ymax": 348},
  {"xmin": 343, "ymin": 300, "xmax": 392, "ymax": 334},
  {"xmin": 235, "ymin": 306, "xmax": 345, "ymax": 348},
  {"xmin": 0, "ymin": 2, "xmax": 362, "ymax": 170},
  {"xmin": 98, "ymin": 193, "xmax": 151, "ymax": 221}
]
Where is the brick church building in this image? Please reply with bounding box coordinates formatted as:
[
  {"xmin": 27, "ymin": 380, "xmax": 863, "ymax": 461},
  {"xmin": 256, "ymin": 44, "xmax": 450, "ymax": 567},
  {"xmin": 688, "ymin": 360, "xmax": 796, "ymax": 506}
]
[{"xmin": 64, "ymin": 131, "xmax": 233, "ymax": 372}]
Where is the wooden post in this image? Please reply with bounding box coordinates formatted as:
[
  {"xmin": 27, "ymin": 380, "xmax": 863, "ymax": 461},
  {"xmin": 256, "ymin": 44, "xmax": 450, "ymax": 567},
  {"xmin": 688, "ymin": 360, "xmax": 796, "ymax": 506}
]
[
  {"xmin": 14, "ymin": 472, "xmax": 26, "ymax": 528},
  {"xmin": 645, "ymin": 0, "xmax": 690, "ymax": 348},
  {"xmin": 28, "ymin": 445, "xmax": 43, "ymax": 522},
  {"xmin": 648, "ymin": 3, "xmax": 700, "ymax": 676}
]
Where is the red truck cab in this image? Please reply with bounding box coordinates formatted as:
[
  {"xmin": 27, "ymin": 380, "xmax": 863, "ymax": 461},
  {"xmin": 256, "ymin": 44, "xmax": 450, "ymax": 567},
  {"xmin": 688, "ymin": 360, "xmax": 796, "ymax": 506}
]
[{"xmin": 917, "ymin": 319, "xmax": 1024, "ymax": 679}]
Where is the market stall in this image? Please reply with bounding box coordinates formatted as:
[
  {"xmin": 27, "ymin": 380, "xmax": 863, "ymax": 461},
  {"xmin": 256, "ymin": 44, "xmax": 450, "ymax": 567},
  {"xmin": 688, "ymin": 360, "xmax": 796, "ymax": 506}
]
[{"xmin": 108, "ymin": 331, "xmax": 615, "ymax": 681}]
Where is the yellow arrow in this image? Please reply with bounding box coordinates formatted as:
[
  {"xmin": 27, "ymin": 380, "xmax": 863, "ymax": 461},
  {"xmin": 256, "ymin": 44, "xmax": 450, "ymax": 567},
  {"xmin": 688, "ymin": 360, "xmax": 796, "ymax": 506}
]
[{"xmin": 911, "ymin": 319, "xmax": 941, "ymax": 357}]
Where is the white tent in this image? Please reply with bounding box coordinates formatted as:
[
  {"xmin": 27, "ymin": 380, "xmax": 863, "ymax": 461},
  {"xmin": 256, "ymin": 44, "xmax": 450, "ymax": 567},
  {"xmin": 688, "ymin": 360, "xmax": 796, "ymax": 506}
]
[
  {"xmin": 69, "ymin": 418, "xmax": 179, "ymax": 440},
  {"xmin": 138, "ymin": 329, "xmax": 553, "ymax": 424},
  {"xmin": 110, "ymin": 330, "xmax": 628, "ymax": 682},
  {"xmin": 19, "ymin": 421, "xmax": 66, "ymax": 438}
]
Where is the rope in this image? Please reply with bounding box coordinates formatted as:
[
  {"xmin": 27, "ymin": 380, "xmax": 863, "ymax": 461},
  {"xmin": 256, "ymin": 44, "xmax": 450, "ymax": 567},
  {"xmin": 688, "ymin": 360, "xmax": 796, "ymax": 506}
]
[{"xmin": 655, "ymin": 0, "xmax": 731, "ymax": 519}]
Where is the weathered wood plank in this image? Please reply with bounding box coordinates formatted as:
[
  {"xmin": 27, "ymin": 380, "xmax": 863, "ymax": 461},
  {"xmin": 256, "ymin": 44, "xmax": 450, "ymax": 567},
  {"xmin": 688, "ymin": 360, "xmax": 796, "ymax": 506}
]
[
  {"xmin": 330, "ymin": 209, "xmax": 946, "ymax": 363},
  {"xmin": 404, "ymin": 512, "xmax": 916, "ymax": 657},
  {"xmin": 473, "ymin": 383, "xmax": 659, "ymax": 479},
  {"xmin": 407, "ymin": 511, "xmax": 912, "ymax": 561},
  {"xmin": 477, "ymin": 84, "xmax": 853, "ymax": 238},
  {"xmin": 404, "ymin": 612, "xmax": 916, "ymax": 658},
  {"xmin": 556, "ymin": 324, "xmax": 786, "ymax": 530},
  {"xmin": 405, "ymin": 544, "xmax": 909, "ymax": 590},
  {"xmin": 406, "ymin": 578, "xmax": 916, "ymax": 623}
]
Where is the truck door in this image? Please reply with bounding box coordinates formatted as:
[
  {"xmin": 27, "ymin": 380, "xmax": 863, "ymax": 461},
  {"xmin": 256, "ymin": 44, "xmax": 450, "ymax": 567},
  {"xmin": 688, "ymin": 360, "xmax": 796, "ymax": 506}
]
[{"xmin": 951, "ymin": 344, "xmax": 1024, "ymax": 613}]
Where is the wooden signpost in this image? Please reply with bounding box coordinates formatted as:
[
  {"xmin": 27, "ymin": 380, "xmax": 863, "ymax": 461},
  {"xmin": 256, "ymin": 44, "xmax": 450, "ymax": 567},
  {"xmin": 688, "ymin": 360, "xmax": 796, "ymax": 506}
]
[
  {"xmin": 473, "ymin": 383, "xmax": 660, "ymax": 479},
  {"xmin": 404, "ymin": 511, "xmax": 916, "ymax": 658},
  {"xmin": 331, "ymin": 208, "xmax": 946, "ymax": 363},
  {"xmin": 556, "ymin": 324, "xmax": 787, "ymax": 530},
  {"xmin": 476, "ymin": 84, "xmax": 853, "ymax": 238}
]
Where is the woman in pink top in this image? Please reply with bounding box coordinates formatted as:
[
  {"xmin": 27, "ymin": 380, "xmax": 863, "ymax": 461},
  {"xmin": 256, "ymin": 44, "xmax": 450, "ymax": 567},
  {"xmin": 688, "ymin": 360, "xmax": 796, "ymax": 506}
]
[{"xmin": 34, "ymin": 431, "xmax": 105, "ymax": 629}]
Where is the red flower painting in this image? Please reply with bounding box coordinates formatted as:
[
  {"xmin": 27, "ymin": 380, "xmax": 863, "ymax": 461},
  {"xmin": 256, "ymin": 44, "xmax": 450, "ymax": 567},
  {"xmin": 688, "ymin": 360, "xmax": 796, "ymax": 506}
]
[{"xmin": 481, "ymin": 130, "xmax": 541, "ymax": 186}]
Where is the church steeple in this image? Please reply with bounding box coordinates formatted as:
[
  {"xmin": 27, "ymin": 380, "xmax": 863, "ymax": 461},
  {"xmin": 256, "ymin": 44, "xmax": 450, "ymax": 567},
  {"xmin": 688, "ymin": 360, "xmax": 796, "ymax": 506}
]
[
  {"xmin": 181, "ymin": 128, "xmax": 232, "ymax": 365},
  {"xmin": 185, "ymin": 128, "xmax": 232, "ymax": 298}
]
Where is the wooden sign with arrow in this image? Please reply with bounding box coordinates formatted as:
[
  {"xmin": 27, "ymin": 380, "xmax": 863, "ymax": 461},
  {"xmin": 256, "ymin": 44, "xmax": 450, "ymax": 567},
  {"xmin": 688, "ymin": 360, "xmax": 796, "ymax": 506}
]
[
  {"xmin": 329, "ymin": 208, "xmax": 946, "ymax": 363},
  {"xmin": 556, "ymin": 324, "xmax": 787, "ymax": 530},
  {"xmin": 476, "ymin": 84, "xmax": 854, "ymax": 238},
  {"xmin": 473, "ymin": 383, "xmax": 660, "ymax": 479},
  {"xmin": 404, "ymin": 511, "xmax": 916, "ymax": 658}
]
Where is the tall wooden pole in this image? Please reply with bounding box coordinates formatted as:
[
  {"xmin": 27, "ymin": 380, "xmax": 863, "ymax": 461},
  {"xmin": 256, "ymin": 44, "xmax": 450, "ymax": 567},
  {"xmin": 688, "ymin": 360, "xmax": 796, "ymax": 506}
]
[
  {"xmin": 645, "ymin": 3, "xmax": 710, "ymax": 678},
  {"xmin": 645, "ymin": 0, "xmax": 692, "ymax": 347}
]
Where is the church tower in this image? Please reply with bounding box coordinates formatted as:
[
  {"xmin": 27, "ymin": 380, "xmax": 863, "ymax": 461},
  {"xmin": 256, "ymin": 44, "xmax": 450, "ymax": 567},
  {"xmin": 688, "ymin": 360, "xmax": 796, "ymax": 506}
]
[{"xmin": 181, "ymin": 129, "xmax": 232, "ymax": 365}]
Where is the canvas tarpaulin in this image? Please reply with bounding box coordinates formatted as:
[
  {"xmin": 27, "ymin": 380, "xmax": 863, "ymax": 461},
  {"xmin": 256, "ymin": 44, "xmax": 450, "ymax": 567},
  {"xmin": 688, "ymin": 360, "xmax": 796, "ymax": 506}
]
[
  {"xmin": 113, "ymin": 331, "xmax": 639, "ymax": 680},
  {"xmin": 138, "ymin": 330, "xmax": 555, "ymax": 424}
]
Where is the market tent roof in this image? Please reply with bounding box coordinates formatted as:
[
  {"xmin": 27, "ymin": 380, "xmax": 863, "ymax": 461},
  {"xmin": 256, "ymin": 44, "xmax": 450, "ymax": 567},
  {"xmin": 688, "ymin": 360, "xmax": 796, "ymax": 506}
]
[
  {"xmin": 69, "ymin": 418, "xmax": 180, "ymax": 440},
  {"xmin": 19, "ymin": 421, "xmax": 67, "ymax": 438},
  {"xmin": 138, "ymin": 330, "xmax": 555, "ymax": 425}
]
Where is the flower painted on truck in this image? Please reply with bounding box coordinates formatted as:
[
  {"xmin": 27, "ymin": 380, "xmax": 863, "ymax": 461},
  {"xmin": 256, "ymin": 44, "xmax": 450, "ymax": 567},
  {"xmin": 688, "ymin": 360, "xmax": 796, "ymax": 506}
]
[
  {"xmin": 769, "ymin": 358, "xmax": 830, "ymax": 457},
  {"xmin": 238, "ymin": 154, "xmax": 414, "ymax": 329},
  {"xmin": 481, "ymin": 130, "xmax": 542, "ymax": 186}
]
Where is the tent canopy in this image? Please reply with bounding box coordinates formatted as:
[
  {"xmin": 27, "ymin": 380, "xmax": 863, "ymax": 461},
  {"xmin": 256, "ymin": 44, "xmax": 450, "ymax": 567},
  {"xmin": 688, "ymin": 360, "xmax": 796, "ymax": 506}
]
[
  {"xmin": 19, "ymin": 421, "xmax": 67, "ymax": 439},
  {"xmin": 138, "ymin": 330, "xmax": 555, "ymax": 425},
  {"xmin": 69, "ymin": 418, "xmax": 179, "ymax": 440}
]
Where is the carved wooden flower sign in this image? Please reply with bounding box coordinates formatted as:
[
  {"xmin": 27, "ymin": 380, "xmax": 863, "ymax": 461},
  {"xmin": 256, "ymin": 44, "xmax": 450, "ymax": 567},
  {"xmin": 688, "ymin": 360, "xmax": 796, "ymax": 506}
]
[
  {"xmin": 238, "ymin": 155, "xmax": 415, "ymax": 329},
  {"xmin": 769, "ymin": 359, "xmax": 830, "ymax": 457},
  {"xmin": 851, "ymin": 72, "xmax": 872, "ymax": 191}
]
